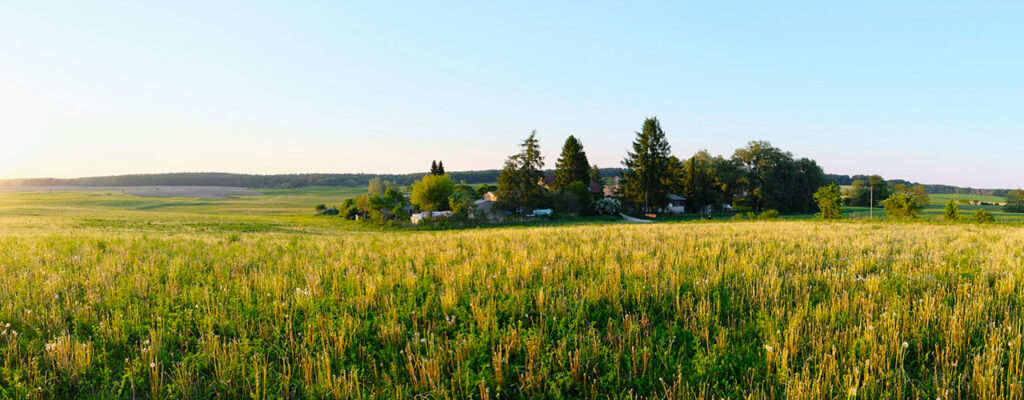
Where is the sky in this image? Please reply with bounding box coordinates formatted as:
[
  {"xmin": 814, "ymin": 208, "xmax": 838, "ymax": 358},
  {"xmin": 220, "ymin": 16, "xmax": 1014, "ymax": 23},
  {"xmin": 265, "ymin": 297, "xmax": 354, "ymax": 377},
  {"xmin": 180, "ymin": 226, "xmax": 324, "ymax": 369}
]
[{"xmin": 2, "ymin": 1, "xmax": 1023, "ymax": 188}]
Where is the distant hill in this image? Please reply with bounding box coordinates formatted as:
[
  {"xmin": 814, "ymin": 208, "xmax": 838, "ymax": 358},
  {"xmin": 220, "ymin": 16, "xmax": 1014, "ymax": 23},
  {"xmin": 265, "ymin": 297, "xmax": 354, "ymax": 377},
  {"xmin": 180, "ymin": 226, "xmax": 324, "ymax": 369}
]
[
  {"xmin": 1, "ymin": 170, "xmax": 1010, "ymax": 196},
  {"xmin": 0, "ymin": 169, "xmax": 627, "ymax": 189},
  {"xmin": 824, "ymin": 173, "xmax": 1012, "ymax": 197}
]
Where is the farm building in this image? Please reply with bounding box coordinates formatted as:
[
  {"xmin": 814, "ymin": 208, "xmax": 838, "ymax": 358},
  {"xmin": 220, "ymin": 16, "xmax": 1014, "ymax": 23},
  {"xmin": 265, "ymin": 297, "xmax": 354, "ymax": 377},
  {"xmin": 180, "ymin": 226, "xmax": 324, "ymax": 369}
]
[{"xmin": 667, "ymin": 194, "xmax": 686, "ymax": 213}]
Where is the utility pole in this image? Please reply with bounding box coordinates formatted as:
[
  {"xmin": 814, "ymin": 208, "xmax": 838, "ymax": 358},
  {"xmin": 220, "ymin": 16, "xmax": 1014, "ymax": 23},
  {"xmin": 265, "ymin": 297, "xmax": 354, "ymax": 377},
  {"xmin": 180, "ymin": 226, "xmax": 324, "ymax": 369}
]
[{"xmin": 869, "ymin": 185, "xmax": 874, "ymax": 219}]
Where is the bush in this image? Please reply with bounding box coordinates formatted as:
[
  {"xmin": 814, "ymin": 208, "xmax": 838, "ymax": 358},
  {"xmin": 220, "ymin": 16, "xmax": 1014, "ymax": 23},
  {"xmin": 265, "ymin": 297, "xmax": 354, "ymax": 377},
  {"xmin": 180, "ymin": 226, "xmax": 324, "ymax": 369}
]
[
  {"xmin": 974, "ymin": 208, "xmax": 995, "ymax": 224},
  {"xmin": 944, "ymin": 200, "xmax": 959, "ymax": 221},
  {"xmin": 315, "ymin": 204, "xmax": 327, "ymax": 212},
  {"xmin": 882, "ymin": 192, "xmax": 920, "ymax": 219},
  {"xmin": 593, "ymin": 197, "xmax": 621, "ymax": 215},
  {"xmin": 316, "ymin": 207, "xmax": 339, "ymax": 216},
  {"xmin": 757, "ymin": 209, "xmax": 779, "ymax": 220}
]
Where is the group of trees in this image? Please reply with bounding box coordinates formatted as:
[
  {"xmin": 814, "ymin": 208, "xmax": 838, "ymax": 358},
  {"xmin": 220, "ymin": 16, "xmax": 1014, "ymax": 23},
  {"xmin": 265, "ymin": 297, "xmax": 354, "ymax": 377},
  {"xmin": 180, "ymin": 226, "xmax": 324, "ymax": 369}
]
[
  {"xmin": 619, "ymin": 117, "xmax": 826, "ymax": 214},
  {"xmin": 495, "ymin": 132, "xmax": 605, "ymax": 215}
]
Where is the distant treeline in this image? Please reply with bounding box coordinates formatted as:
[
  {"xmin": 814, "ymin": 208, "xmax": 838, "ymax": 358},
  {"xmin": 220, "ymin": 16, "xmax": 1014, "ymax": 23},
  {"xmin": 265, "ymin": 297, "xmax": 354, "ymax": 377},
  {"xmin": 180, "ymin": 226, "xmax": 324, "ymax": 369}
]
[
  {"xmin": 824, "ymin": 174, "xmax": 1011, "ymax": 197},
  {"xmin": 1, "ymin": 169, "xmax": 627, "ymax": 189}
]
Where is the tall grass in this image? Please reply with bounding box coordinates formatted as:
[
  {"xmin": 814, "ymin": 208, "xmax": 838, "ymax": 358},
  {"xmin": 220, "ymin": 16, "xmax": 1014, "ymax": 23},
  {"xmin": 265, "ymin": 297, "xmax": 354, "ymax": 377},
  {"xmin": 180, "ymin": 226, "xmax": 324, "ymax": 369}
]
[{"xmin": 1, "ymin": 217, "xmax": 1024, "ymax": 398}]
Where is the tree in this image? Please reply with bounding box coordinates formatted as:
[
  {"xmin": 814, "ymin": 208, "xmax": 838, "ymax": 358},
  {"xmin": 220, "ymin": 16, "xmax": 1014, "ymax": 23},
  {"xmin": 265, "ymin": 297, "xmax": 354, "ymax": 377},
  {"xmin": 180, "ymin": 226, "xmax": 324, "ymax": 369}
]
[
  {"xmin": 910, "ymin": 185, "xmax": 930, "ymax": 207},
  {"xmin": 621, "ymin": 117, "xmax": 673, "ymax": 212},
  {"xmin": 731, "ymin": 141, "xmax": 824, "ymax": 213},
  {"xmin": 560, "ymin": 180, "xmax": 592, "ymax": 214},
  {"xmin": 944, "ymin": 199, "xmax": 959, "ymax": 221},
  {"xmin": 868, "ymin": 175, "xmax": 890, "ymax": 206},
  {"xmin": 437, "ymin": 161, "xmax": 445, "ymax": 175},
  {"xmin": 476, "ymin": 184, "xmax": 497, "ymax": 199},
  {"xmin": 367, "ymin": 177, "xmax": 386, "ymax": 196},
  {"xmin": 814, "ymin": 183, "xmax": 843, "ymax": 219},
  {"xmin": 588, "ymin": 165, "xmax": 603, "ymax": 196},
  {"xmin": 449, "ymin": 189, "xmax": 474, "ymax": 217},
  {"xmin": 974, "ymin": 208, "xmax": 995, "ymax": 223},
  {"xmin": 411, "ymin": 174, "xmax": 455, "ymax": 211},
  {"xmin": 553, "ymin": 135, "xmax": 591, "ymax": 191},
  {"xmin": 882, "ymin": 192, "xmax": 920, "ymax": 219},
  {"xmin": 1005, "ymin": 189, "xmax": 1024, "ymax": 212},
  {"xmin": 430, "ymin": 161, "xmax": 439, "ymax": 175},
  {"xmin": 497, "ymin": 131, "xmax": 545, "ymax": 213},
  {"xmin": 680, "ymin": 151, "xmax": 726, "ymax": 214}
]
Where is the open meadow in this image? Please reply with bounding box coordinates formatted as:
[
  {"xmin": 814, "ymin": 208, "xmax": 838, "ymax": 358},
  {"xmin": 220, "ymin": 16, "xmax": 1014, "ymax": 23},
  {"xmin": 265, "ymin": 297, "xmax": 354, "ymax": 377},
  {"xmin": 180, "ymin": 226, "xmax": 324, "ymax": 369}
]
[{"xmin": 3, "ymin": 189, "xmax": 1024, "ymax": 398}]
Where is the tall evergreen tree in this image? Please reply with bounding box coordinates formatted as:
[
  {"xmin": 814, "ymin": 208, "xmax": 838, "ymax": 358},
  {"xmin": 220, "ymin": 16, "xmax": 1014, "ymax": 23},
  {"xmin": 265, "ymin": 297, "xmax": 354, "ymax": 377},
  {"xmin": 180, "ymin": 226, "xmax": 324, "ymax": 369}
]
[
  {"xmin": 497, "ymin": 131, "xmax": 545, "ymax": 212},
  {"xmin": 430, "ymin": 161, "xmax": 439, "ymax": 175},
  {"xmin": 436, "ymin": 161, "xmax": 445, "ymax": 175},
  {"xmin": 621, "ymin": 117, "xmax": 673, "ymax": 212},
  {"xmin": 553, "ymin": 135, "xmax": 591, "ymax": 191}
]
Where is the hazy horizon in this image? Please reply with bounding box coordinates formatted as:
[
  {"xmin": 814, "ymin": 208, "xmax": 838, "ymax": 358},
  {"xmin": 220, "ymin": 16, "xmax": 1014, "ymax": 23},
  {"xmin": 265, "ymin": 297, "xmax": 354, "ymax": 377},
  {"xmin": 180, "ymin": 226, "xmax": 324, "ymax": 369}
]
[{"xmin": 3, "ymin": 2, "xmax": 1023, "ymax": 188}]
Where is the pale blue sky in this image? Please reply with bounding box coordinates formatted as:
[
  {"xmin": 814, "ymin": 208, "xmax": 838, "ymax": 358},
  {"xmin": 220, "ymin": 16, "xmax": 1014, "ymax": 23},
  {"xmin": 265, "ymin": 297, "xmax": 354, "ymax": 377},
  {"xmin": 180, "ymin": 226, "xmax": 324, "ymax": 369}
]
[{"xmin": 2, "ymin": 1, "xmax": 1022, "ymax": 187}]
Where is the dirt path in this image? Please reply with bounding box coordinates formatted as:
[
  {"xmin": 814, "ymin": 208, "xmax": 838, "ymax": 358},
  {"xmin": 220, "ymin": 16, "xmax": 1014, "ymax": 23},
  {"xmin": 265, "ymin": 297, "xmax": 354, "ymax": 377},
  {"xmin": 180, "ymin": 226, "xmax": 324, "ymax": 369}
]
[{"xmin": 619, "ymin": 213, "xmax": 654, "ymax": 223}]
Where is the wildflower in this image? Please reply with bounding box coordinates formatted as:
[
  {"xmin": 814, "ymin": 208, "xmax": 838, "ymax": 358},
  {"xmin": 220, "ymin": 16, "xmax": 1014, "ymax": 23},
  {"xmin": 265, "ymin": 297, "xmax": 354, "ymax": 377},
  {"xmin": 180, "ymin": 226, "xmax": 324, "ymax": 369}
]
[
  {"xmin": 150, "ymin": 362, "xmax": 156, "ymax": 368},
  {"xmin": 902, "ymin": 342, "xmax": 909, "ymax": 349}
]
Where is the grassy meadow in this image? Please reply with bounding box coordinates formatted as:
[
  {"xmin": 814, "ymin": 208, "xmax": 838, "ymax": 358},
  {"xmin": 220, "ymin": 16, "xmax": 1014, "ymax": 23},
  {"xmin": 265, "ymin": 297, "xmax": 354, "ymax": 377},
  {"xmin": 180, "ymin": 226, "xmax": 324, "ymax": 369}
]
[{"xmin": 3, "ymin": 189, "xmax": 1024, "ymax": 398}]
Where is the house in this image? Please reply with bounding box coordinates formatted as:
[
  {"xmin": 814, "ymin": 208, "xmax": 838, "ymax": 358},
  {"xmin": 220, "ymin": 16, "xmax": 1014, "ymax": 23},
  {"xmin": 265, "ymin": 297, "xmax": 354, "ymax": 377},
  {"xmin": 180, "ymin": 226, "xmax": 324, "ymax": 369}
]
[
  {"xmin": 483, "ymin": 191, "xmax": 498, "ymax": 202},
  {"xmin": 410, "ymin": 211, "xmax": 453, "ymax": 224},
  {"xmin": 667, "ymin": 194, "xmax": 686, "ymax": 213}
]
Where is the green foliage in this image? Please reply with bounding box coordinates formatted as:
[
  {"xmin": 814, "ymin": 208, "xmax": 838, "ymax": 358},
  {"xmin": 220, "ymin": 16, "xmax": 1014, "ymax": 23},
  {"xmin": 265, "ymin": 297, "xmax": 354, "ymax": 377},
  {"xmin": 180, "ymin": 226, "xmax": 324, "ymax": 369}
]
[
  {"xmin": 910, "ymin": 185, "xmax": 930, "ymax": 207},
  {"xmin": 813, "ymin": 183, "xmax": 842, "ymax": 219},
  {"xmin": 554, "ymin": 135, "xmax": 592, "ymax": 191},
  {"xmin": 882, "ymin": 192, "xmax": 921, "ymax": 219},
  {"xmin": 1005, "ymin": 189, "xmax": 1024, "ymax": 213},
  {"xmin": 429, "ymin": 160, "xmax": 446, "ymax": 175},
  {"xmin": 475, "ymin": 184, "xmax": 498, "ymax": 198},
  {"xmin": 732, "ymin": 141, "xmax": 824, "ymax": 213},
  {"xmin": 622, "ymin": 117, "xmax": 673, "ymax": 212},
  {"xmin": 411, "ymin": 174, "xmax": 455, "ymax": 211},
  {"xmin": 448, "ymin": 188, "xmax": 475, "ymax": 216},
  {"xmin": 593, "ymin": 197, "xmax": 621, "ymax": 215},
  {"xmin": 559, "ymin": 181, "xmax": 592, "ymax": 214},
  {"xmin": 497, "ymin": 131, "xmax": 545, "ymax": 212},
  {"xmin": 679, "ymin": 151, "xmax": 729, "ymax": 213},
  {"xmin": 944, "ymin": 199, "xmax": 959, "ymax": 221},
  {"xmin": 974, "ymin": 208, "xmax": 996, "ymax": 223},
  {"xmin": 757, "ymin": 209, "xmax": 779, "ymax": 220}
]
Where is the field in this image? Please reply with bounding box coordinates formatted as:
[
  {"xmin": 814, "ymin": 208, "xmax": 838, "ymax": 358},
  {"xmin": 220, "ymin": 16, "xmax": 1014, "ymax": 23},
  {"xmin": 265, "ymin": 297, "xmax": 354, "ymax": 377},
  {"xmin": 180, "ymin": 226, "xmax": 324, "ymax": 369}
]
[{"xmin": 3, "ymin": 189, "xmax": 1024, "ymax": 398}]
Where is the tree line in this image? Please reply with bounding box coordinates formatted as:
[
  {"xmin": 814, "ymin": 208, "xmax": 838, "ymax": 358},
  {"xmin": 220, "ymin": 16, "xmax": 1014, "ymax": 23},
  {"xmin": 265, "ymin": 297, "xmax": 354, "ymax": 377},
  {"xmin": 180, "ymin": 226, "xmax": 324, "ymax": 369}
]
[{"xmin": 487, "ymin": 117, "xmax": 828, "ymax": 216}]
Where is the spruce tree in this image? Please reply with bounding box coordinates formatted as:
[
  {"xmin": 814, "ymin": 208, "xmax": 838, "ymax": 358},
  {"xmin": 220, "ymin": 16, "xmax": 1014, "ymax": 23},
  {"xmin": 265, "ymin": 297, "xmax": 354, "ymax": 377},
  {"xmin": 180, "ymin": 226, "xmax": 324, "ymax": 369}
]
[
  {"xmin": 497, "ymin": 131, "xmax": 545, "ymax": 213},
  {"xmin": 621, "ymin": 117, "xmax": 673, "ymax": 212},
  {"xmin": 554, "ymin": 135, "xmax": 591, "ymax": 191},
  {"xmin": 430, "ymin": 161, "xmax": 439, "ymax": 175},
  {"xmin": 436, "ymin": 161, "xmax": 445, "ymax": 175}
]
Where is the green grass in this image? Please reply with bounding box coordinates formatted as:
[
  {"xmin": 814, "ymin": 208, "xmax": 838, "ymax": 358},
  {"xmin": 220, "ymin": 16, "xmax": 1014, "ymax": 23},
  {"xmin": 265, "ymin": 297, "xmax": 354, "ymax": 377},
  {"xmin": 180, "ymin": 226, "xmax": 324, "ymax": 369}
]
[{"xmin": 4, "ymin": 188, "xmax": 1024, "ymax": 398}]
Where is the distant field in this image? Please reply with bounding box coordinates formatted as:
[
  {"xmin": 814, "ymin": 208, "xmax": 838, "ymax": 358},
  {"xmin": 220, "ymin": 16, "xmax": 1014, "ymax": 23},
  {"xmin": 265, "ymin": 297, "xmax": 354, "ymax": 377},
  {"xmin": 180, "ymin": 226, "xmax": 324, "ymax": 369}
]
[{"xmin": 930, "ymin": 193, "xmax": 1006, "ymax": 204}]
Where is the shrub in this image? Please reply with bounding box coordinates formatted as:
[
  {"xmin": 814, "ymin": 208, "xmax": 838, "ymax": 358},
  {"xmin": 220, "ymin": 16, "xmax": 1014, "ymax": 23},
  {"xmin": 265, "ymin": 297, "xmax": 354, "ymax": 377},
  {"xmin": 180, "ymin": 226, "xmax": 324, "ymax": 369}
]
[
  {"xmin": 882, "ymin": 192, "xmax": 920, "ymax": 219},
  {"xmin": 758, "ymin": 209, "xmax": 780, "ymax": 220},
  {"xmin": 593, "ymin": 197, "xmax": 621, "ymax": 215},
  {"xmin": 974, "ymin": 208, "xmax": 996, "ymax": 223},
  {"xmin": 813, "ymin": 183, "xmax": 842, "ymax": 219},
  {"xmin": 944, "ymin": 199, "xmax": 959, "ymax": 221}
]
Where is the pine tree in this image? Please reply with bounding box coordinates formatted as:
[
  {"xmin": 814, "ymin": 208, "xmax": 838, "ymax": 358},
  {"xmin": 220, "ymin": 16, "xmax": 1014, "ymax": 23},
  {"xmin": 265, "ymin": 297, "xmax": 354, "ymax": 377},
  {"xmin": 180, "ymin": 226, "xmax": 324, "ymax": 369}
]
[
  {"xmin": 436, "ymin": 161, "xmax": 445, "ymax": 175},
  {"xmin": 497, "ymin": 131, "xmax": 545, "ymax": 213},
  {"xmin": 553, "ymin": 135, "xmax": 591, "ymax": 191},
  {"xmin": 430, "ymin": 161, "xmax": 439, "ymax": 175},
  {"xmin": 621, "ymin": 117, "xmax": 673, "ymax": 212}
]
